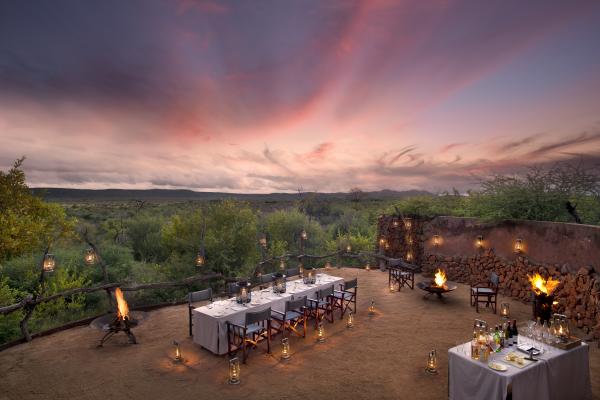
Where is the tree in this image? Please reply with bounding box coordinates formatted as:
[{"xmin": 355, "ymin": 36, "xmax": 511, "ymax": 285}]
[{"xmin": 0, "ymin": 158, "xmax": 75, "ymax": 260}]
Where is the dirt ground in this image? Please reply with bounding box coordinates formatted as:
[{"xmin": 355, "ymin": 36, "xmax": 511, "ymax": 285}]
[{"xmin": 1, "ymin": 268, "xmax": 598, "ymax": 400}]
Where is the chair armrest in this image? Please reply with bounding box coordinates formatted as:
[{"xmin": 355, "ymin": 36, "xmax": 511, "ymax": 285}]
[
  {"xmin": 307, "ymin": 297, "xmax": 319, "ymax": 305},
  {"xmin": 271, "ymin": 309, "xmax": 285, "ymax": 317}
]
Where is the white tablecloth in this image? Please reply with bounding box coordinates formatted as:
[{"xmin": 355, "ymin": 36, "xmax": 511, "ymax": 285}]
[
  {"xmin": 193, "ymin": 273, "xmax": 345, "ymax": 355},
  {"xmin": 448, "ymin": 340, "xmax": 592, "ymax": 400}
]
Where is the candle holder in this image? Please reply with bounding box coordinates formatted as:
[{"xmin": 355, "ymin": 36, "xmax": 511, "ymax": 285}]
[
  {"xmin": 389, "ymin": 282, "xmax": 396, "ymax": 292},
  {"xmin": 173, "ymin": 340, "xmax": 183, "ymax": 363},
  {"xmin": 302, "ymin": 268, "xmax": 315, "ymax": 285},
  {"xmin": 365, "ymin": 263, "xmax": 371, "ymax": 271},
  {"xmin": 43, "ymin": 253, "xmax": 56, "ymax": 273},
  {"xmin": 426, "ymin": 350, "xmax": 438, "ymax": 374},
  {"xmin": 228, "ymin": 357, "xmax": 241, "ymax": 385},
  {"xmin": 273, "ymin": 273, "xmax": 287, "ymax": 294},
  {"xmin": 281, "ymin": 338, "xmax": 291, "ymax": 361},
  {"xmin": 476, "ymin": 235, "xmax": 484, "ymax": 249},
  {"xmin": 84, "ymin": 248, "xmax": 96, "ymax": 265},
  {"xmin": 368, "ymin": 299, "xmax": 375, "ymax": 316},
  {"xmin": 432, "ymin": 235, "xmax": 440, "ymax": 247},
  {"xmin": 500, "ymin": 303, "xmax": 510, "ymax": 319},
  {"xmin": 235, "ymin": 281, "xmax": 252, "ymax": 304}
]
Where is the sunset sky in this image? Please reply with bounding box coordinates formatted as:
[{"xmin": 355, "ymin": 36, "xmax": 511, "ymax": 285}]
[{"xmin": 1, "ymin": 0, "xmax": 600, "ymax": 193}]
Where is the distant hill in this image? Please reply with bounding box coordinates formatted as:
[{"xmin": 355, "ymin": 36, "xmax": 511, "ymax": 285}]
[{"xmin": 31, "ymin": 188, "xmax": 431, "ymax": 203}]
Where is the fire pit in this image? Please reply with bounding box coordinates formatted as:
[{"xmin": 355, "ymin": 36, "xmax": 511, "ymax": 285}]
[
  {"xmin": 417, "ymin": 269, "xmax": 457, "ymax": 300},
  {"xmin": 90, "ymin": 288, "xmax": 147, "ymax": 347},
  {"xmin": 528, "ymin": 273, "xmax": 559, "ymax": 324}
]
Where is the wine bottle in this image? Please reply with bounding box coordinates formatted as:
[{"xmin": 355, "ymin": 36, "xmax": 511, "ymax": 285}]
[
  {"xmin": 512, "ymin": 319, "xmax": 519, "ymax": 346},
  {"xmin": 507, "ymin": 320, "xmax": 513, "ymax": 346}
]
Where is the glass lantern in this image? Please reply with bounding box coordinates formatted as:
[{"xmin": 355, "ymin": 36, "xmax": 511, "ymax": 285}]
[
  {"xmin": 273, "ymin": 273, "xmax": 286, "ymax": 294},
  {"xmin": 281, "ymin": 338, "xmax": 291, "ymax": 360},
  {"xmin": 235, "ymin": 281, "xmax": 252, "ymax": 304},
  {"xmin": 228, "ymin": 357, "xmax": 240, "ymax": 385},
  {"xmin": 346, "ymin": 311, "xmax": 354, "ymax": 328},
  {"xmin": 302, "ymin": 267, "xmax": 316, "ymax": 285},
  {"xmin": 426, "ymin": 349, "xmax": 438, "ymax": 374},
  {"xmin": 84, "ymin": 248, "xmax": 96, "ymax": 265},
  {"xmin": 317, "ymin": 321, "xmax": 325, "ymax": 343},
  {"xmin": 500, "ymin": 303, "xmax": 510, "ymax": 319},
  {"xmin": 43, "ymin": 253, "xmax": 56, "ymax": 273}
]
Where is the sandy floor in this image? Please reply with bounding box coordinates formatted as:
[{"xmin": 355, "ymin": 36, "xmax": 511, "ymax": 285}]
[{"xmin": 1, "ymin": 268, "xmax": 598, "ymax": 400}]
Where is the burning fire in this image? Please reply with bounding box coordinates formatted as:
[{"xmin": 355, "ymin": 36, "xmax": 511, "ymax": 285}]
[
  {"xmin": 434, "ymin": 269, "xmax": 447, "ymax": 288},
  {"xmin": 115, "ymin": 288, "xmax": 130, "ymax": 320},
  {"xmin": 528, "ymin": 273, "xmax": 559, "ymax": 296}
]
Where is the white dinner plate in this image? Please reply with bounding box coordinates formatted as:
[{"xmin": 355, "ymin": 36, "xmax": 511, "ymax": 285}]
[{"xmin": 488, "ymin": 362, "xmax": 508, "ymax": 372}]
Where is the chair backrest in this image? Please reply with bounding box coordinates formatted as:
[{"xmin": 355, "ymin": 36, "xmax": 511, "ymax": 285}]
[
  {"xmin": 344, "ymin": 278, "xmax": 358, "ymax": 291},
  {"xmin": 490, "ymin": 272, "xmax": 499, "ymax": 288},
  {"xmin": 286, "ymin": 296, "xmax": 306, "ymax": 312},
  {"xmin": 318, "ymin": 285, "xmax": 333, "ymax": 299},
  {"xmin": 245, "ymin": 307, "xmax": 271, "ymax": 326},
  {"xmin": 286, "ymin": 267, "xmax": 299, "ymax": 277},
  {"xmin": 189, "ymin": 288, "xmax": 212, "ymax": 305},
  {"xmin": 260, "ymin": 273, "xmax": 274, "ymax": 284}
]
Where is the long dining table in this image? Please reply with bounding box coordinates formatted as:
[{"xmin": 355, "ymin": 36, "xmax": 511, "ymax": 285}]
[{"xmin": 192, "ymin": 273, "xmax": 345, "ymax": 355}]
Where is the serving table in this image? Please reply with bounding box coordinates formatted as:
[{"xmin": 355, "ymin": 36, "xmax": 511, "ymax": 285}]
[
  {"xmin": 193, "ymin": 273, "xmax": 344, "ymax": 355},
  {"xmin": 448, "ymin": 340, "xmax": 592, "ymax": 400}
]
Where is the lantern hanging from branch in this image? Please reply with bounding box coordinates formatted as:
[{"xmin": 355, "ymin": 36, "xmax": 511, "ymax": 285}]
[
  {"xmin": 432, "ymin": 235, "xmax": 440, "ymax": 247},
  {"xmin": 281, "ymin": 338, "xmax": 291, "ymax": 360},
  {"xmin": 346, "ymin": 244, "xmax": 352, "ymax": 253},
  {"xmin": 300, "ymin": 229, "xmax": 308, "ymax": 240},
  {"xmin": 43, "ymin": 253, "xmax": 56, "ymax": 273},
  {"xmin": 228, "ymin": 357, "xmax": 241, "ymax": 384},
  {"xmin": 84, "ymin": 248, "xmax": 96, "ymax": 265},
  {"xmin": 195, "ymin": 250, "xmax": 205, "ymax": 267},
  {"xmin": 403, "ymin": 218, "xmax": 412, "ymax": 230}
]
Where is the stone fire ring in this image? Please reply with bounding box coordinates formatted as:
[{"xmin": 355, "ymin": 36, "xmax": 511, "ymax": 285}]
[{"xmin": 417, "ymin": 281, "xmax": 458, "ymax": 300}]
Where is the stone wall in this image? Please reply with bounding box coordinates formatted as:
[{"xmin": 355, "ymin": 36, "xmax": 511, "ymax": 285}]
[{"xmin": 377, "ymin": 215, "xmax": 600, "ymax": 339}]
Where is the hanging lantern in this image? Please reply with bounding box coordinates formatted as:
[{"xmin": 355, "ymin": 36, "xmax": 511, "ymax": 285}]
[
  {"xmin": 514, "ymin": 238, "xmax": 524, "ymax": 254},
  {"xmin": 346, "ymin": 244, "xmax": 352, "ymax": 253},
  {"xmin": 406, "ymin": 235, "xmax": 414, "ymax": 245},
  {"xmin": 426, "ymin": 350, "xmax": 438, "ymax": 374},
  {"xmin": 476, "ymin": 235, "xmax": 484, "ymax": 249},
  {"xmin": 368, "ymin": 299, "xmax": 375, "ymax": 315},
  {"xmin": 500, "ymin": 303, "xmax": 510, "ymax": 319},
  {"xmin": 195, "ymin": 251, "xmax": 205, "ymax": 267},
  {"xmin": 43, "ymin": 253, "xmax": 56, "ymax": 273},
  {"xmin": 393, "ymin": 219, "xmax": 399, "ymax": 228},
  {"xmin": 279, "ymin": 257, "xmax": 286, "ymax": 271},
  {"xmin": 346, "ymin": 311, "xmax": 354, "ymax": 329},
  {"xmin": 403, "ymin": 218, "xmax": 412, "ymax": 230},
  {"xmin": 84, "ymin": 248, "xmax": 96, "ymax": 265},
  {"xmin": 228, "ymin": 357, "xmax": 241, "ymax": 385},
  {"xmin": 281, "ymin": 338, "xmax": 291, "ymax": 360},
  {"xmin": 173, "ymin": 340, "xmax": 183, "ymax": 363},
  {"xmin": 378, "ymin": 238, "xmax": 386, "ymax": 248},
  {"xmin": 300, "ymin": 229, "xmax": 308, "ymax": 240},
  {"xmin": 432, "ymin": 235, "xmax": 440, "ymax": 247},
  {"xmin": 317, "ymin": 321, "xmax": 326, "ymax": 343},
  {"xmin": 406, "ymin": 251, "xmax": 413, "ymax": 262}
]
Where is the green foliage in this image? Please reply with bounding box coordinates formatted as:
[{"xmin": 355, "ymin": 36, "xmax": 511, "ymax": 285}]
[
  {"xmin": 0, "ymin": 158, "xmax": 76, "ymax": 260},
  {"xmin": 0, "ymin": 278, "xmax": 23, "ymax": 343},
  {"xmin": 127, "ymin": 214, "xmax": 167, "ymax": 262}
]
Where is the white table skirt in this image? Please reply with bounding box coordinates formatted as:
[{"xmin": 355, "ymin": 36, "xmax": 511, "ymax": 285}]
[
  {"xmin": 193, "ymin": 273, "xmax": 345, "ymax": 355},
  {"xmin": 448, "ymin": 340, "xmax": 592, "ymax": 400}
]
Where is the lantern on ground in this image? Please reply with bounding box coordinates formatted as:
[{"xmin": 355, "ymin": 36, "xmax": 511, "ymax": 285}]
[
  {"xmin": 228, "ymin": 357, "xmax": 241, "ymax": 385},
  {"xmin": 173, "ymin": 340, "xmax": 183, "ymax": 363},
  {"xmin": 426, "ymin": 350, "xmax": 438, "ymax": 374},
  {"xmin": 195, "ymin": 251, "xmax": 205, "ymax": 267},
  {"xmin": 500, "ymin": 303, "xmax": 510, "ymax": 319},
  {"xmin": 476, "ymin": 235, "xmax": 484, "ymax": 249},
  {"xmin": 43, "ymin": 253, "xmax": 56, "ymax": 273},
  {"xmin": 346, "ymin": 311, "xmax": 354, "ymax": 328},
  {"xmin": 281, "ymin": 338, "xmax": 291, "ymax": 360},
  {"xmin": 317, "ymin": 321, "xmax": 326, "ymax": 343},
  {"xmin": 365, "ymin": 263, "xmax": 371, "ymax": 271},
  {"xmin": 84, "ymin": 248, "xmax": 96, "ymax": 265},
  {"xmin": 389, "ymin": 281, "xmax": 396, "ymax": 292},
  {"xmin": 514, "ymin": 238, "xmax": 523, "ymax": 254},
  {"xmin": 368, "ymin": 299, "xmax": 375, "ymax": 315},
  {"xmin": 325, "ymin": 261, "xmax": 332, "ymax": 270},
  {"xmin": 432, "ymin": 235, "xmax": 440, "ymax": 247},
  {"xmin": 299, "ymin": 263, "xmax": 304, "ymax": 275}
]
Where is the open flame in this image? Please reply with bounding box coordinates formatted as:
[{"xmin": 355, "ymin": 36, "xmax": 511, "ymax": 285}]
[
  {"xmin": 528, "ymin": 273, "xmax": 559, "ymax": 296},
  {"xmin": 115, "ymin": 288, "xmax": 129, "ymax": 320},
  {"xmin": 434, "ymin": 269, "xmax": 447, "ymax": 288}
]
